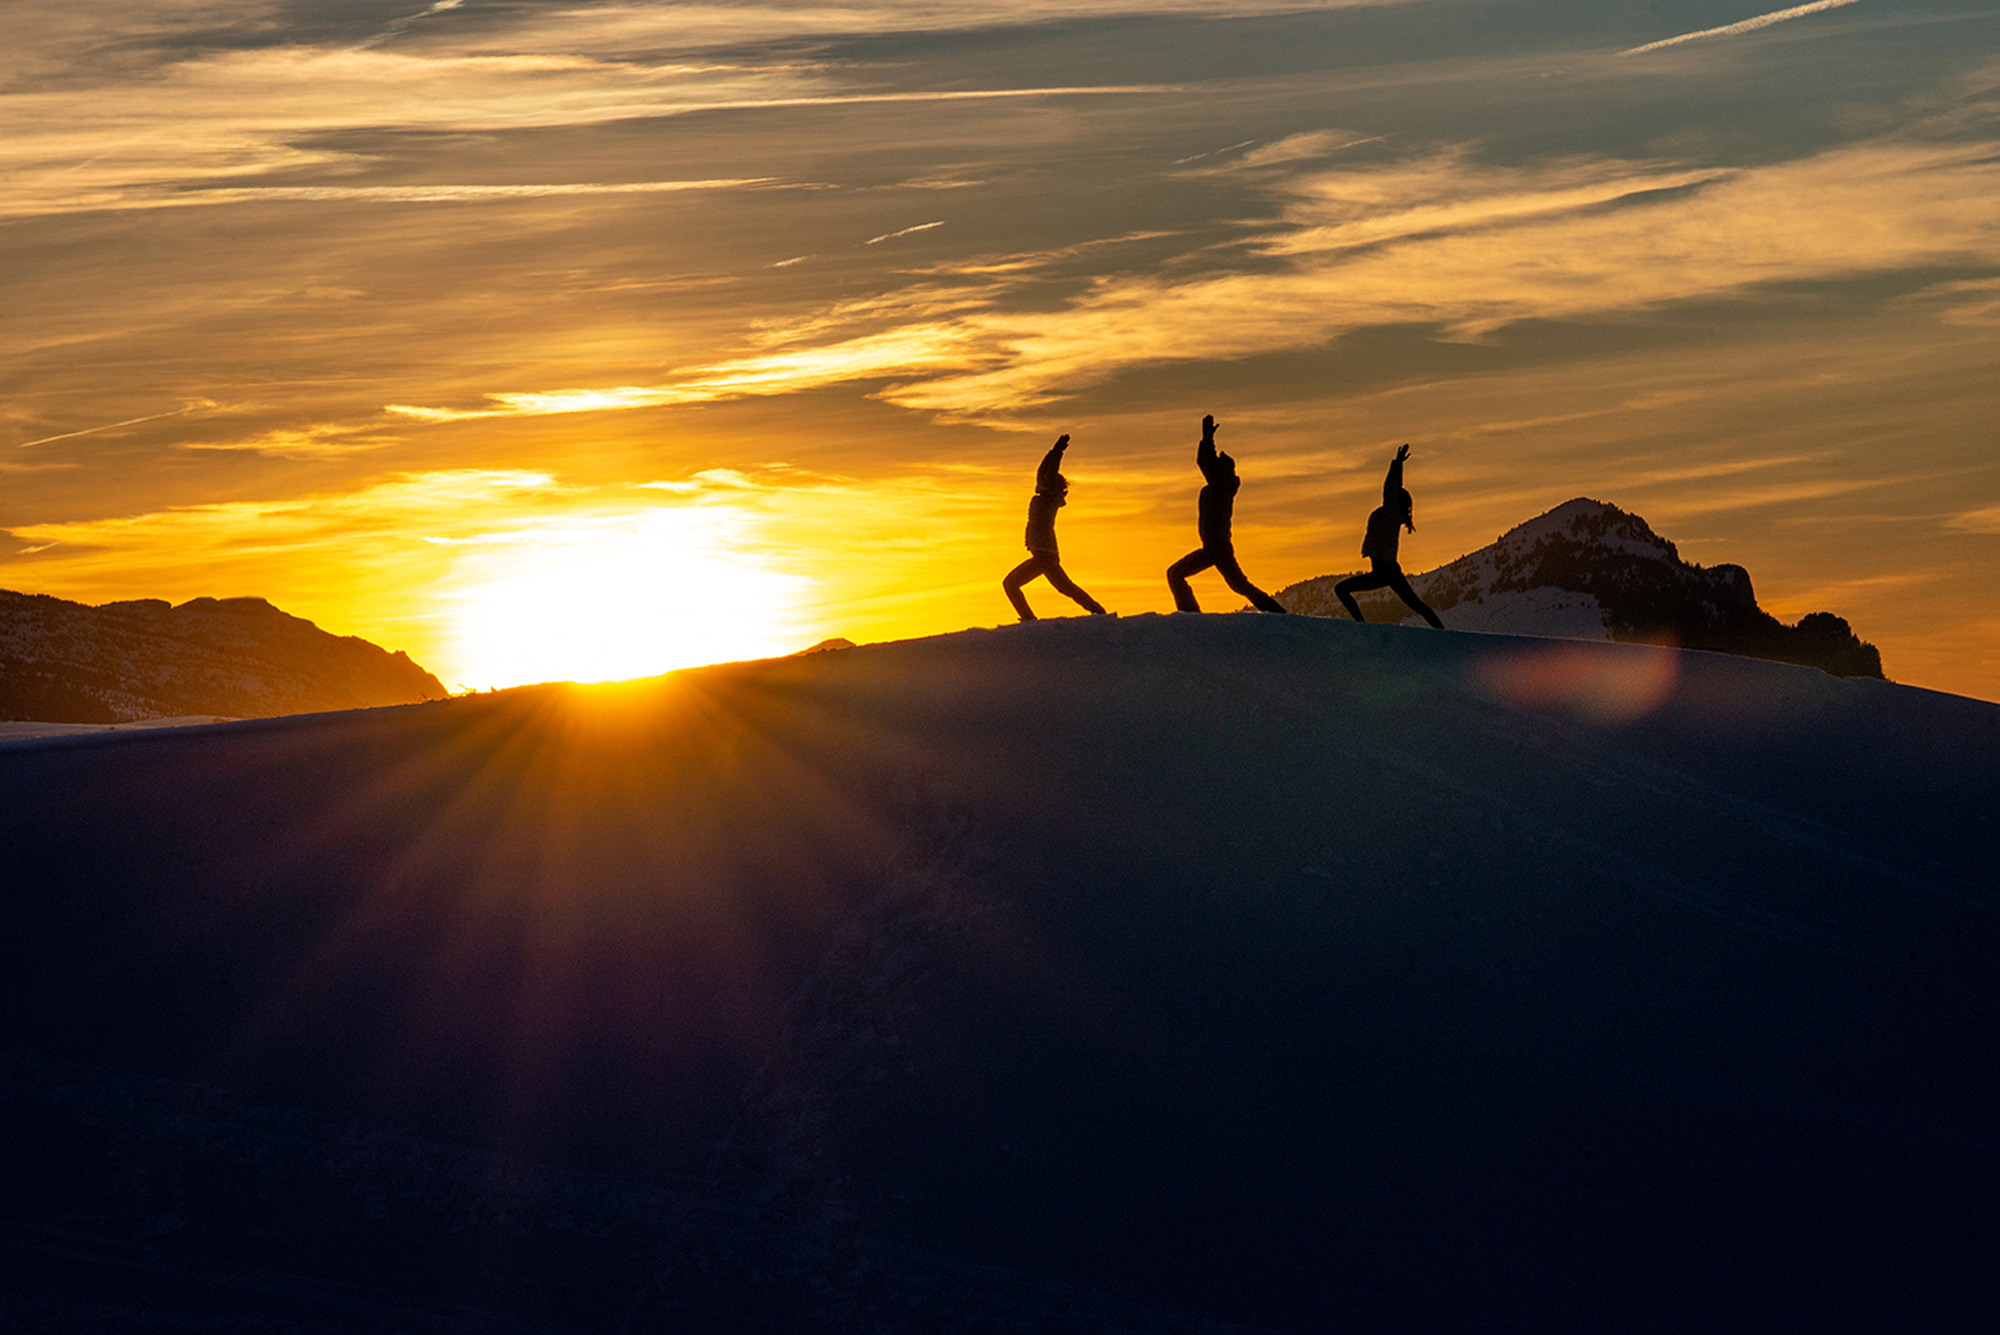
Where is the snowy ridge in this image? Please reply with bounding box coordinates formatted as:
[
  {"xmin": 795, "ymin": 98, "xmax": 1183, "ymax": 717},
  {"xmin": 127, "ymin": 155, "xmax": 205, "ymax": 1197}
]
[
  {"xmin": 1, "ymin": 613, "xmax": 1993, "ymax": 1331},
  {"xmin": 1280, "ymin": 497, "xmax": 1882, "ymax": 677}
]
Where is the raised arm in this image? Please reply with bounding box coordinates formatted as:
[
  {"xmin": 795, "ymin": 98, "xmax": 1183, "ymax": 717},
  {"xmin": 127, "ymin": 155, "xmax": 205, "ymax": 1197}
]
[
  {"xmin": 1384, "ymin": 442, "xmax": 1410, "ymax": 505},
  {"xmin": 1036, "ymin": 433, "xmax": 1070, "ymax": 489},
  {"xmin": 1197, "ymin": 414, "xmax": 1219, "ymax": 477}
]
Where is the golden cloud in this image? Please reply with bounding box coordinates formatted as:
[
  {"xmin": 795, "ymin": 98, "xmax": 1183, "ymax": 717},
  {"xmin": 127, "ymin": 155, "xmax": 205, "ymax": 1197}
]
[
  {"xmin": 383, "ymin": 137, "xmax": 2000, "ymax": 423},
  {"xmin": 0, "ymin": 19, "xmax": 1174, "ymax": 219},
  {"xmin": 1947, "ymin": 505, "xmax": 2000, "ymax": 534}
]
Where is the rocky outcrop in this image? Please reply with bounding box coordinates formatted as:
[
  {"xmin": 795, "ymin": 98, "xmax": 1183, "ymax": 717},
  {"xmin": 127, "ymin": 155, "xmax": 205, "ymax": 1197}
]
[
  {"xmin": 0, "ymin": 589, "xmax": 446, "ymax": 722},
  {"xmin": 1280, "ymin": 498, "xmax": 1884, "ymax": 678}
]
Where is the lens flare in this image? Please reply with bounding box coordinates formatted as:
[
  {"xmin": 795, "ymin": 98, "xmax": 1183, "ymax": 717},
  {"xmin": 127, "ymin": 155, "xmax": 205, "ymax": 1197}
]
[{"xmin": 1468, "ymin": 641, "xmax": 1679, "ymax": 724}]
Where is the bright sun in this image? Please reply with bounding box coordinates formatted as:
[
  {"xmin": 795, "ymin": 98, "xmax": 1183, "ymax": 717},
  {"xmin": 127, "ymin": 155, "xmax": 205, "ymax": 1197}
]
[{"xmin": 443, "ymin": 507, "xmax": 810, "ymax": 689}]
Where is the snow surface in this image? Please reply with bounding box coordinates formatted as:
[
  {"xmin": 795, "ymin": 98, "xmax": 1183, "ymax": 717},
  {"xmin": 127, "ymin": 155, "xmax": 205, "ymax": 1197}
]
[
  {"xmin": 1, "ymin": 613, "xmax": 1995, "ymax": 1332},
  {"xmin": 1376, "ymin": 584, "xmax": 1610, "ymax": 637},
  {"xmin": 0, "ymin": 714, "xmax": 237, "ymax": 742}
]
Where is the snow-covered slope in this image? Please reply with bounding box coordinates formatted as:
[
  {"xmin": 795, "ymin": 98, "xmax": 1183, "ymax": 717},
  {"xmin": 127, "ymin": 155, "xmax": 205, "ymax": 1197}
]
[
  {"xmin": 1280, "ymin": 498, "xmax": 1883, "ymax": 677},
  {"xmin": 0, "ymin": 588, "xmax": 446, "ymax": 722},
  {"xmin": 0, "ymin": 615, "xmax": 1993, "ymax": 1332}
]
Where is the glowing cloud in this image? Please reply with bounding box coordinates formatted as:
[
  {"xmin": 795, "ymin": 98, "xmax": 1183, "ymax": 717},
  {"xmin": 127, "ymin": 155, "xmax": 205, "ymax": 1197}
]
[
  {"xmin": 183, "ymin": 180, "xmax": 774, "ymax": 205},
  {"xmin": 387, "ymin": 324, "xmax": 978, "ymax": 421},
  {"xmin": 0, "ymin": 25, "xmax": 1172, "ymax": 221},
  {"xmin": 385, "ymin": 137, "xmax": 2000, "ymax": 423},
  {"xmin": 1947, "ymin": 505, "xmax": 2000, "ymax": 534}
]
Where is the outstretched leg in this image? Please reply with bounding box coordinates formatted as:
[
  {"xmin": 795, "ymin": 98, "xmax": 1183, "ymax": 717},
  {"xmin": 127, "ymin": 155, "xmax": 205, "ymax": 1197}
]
[
  {"xmin": 1003, "ymin": 555, "xmax": 1047, "ymax": 622},
  {"xmin": 1166, "ymin": 549, "xmax": 1214, "ymax": 612},
  {"xmin": 1333, "ymin": 570, "xmax": 1388, "ymax": 622},
  {"xmin": 1214, "ymin": 549, "xmax": 1288, "ymax": 614},
  {"xmin": 1041, "ymin": 556, "xmax": 1108, "ymax": 615},
  {"xmin": 1386, "ymin": 568, "xmax": 1444, "ymax": 629}
]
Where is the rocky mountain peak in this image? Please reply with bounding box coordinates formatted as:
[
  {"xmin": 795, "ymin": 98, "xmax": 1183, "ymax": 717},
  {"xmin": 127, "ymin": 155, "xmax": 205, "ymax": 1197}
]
[{"xmin": 1279, "ymin": 498, "xmax": 1882, "ymax": 679}]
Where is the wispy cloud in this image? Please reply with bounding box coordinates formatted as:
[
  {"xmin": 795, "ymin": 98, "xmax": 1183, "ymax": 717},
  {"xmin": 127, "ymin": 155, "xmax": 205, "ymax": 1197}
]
[
  {"xmin": 444, "ymin": 2, "xmax": 1418, "ymax": 57},
  {"xmin": 1237, "ymin": 132, "xmax": 1382, "ymax": 168},
  {"xmin": 1947, "ymin": 504, "xmax": 2000, "ymax": 534},
  {"xmin": 899, "ymin": 230, "xmax": 1183, "ymax": 278},
  {"xmin": 0, "ymin": 0, "xmax": 1435, "ymax": 220},
  {"xmin": 0, "ymin": 467, "xmax": 567, "ymax": 652},
  {"xmin": 1913, "ymin": 277, "xmax": 2000, "ymax": 327},
  {"xmin": 176, "ymin": 424, "xmax": 398, "ymax": 460},
  {"xmin": 385, "ymin": 137, "xmax": 2000, "ymax": 423},
  {"xmin": 1629, "ymin": 454, "xmax": 1829, "ymax": 486},
  {"xmin": 0, "ymin": 28, "xmax": 1172, "ymax": 220},
  {"xmin": 1645, "ymin": 476, "xmax": 1890, "ymax": 516},
  {"xmin": 887, "ymin": 174, "xmax": 989, "ymax": 191},
  {"xmin": 387, "ymin": 323, "xmax": 977, "ymax": 421},
  {"xmin": 5, "ymin": 469, "xmax": 564, "ymax": 552},
  {"xmin": 177, "ymin": 179, "xmax": 775, "ymax": 206},
  {"xmin": 1621, "ymin": 0, "xmax": 1863, "ymax": 57},
  {"xmin": 886, "ymin": 139, "xmax": 2000, "ymax": 414},
  {"xmin": 1172, "ymin": 132, "xmax": 1381, "ymax": 175}
]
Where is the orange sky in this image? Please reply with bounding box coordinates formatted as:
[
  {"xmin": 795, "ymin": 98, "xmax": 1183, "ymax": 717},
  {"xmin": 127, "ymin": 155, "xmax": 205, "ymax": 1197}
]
[{"xmin": 5, "ymin": 1, "xmax": 2000, "ymax": 697}]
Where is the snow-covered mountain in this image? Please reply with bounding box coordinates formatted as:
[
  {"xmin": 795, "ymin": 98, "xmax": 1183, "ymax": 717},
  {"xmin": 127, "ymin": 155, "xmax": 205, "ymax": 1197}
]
[
  {"xmin": 0, "ymin": 588, "xmax": 445, "ymax": 722},
  {"xmin": 1280, "ymin": 498, "xmax": 1883, "ymax": 678},
  {"xmin": 2, "ymin": 615, "xmax": 1992, "ymax": 1332}
]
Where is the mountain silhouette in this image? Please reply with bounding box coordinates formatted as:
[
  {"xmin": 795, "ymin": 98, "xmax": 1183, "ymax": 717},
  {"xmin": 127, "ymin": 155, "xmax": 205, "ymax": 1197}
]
[
  {"xmin": 1, "ymin": 589, "xmax": 445, "ymax": 723},
  {"xmin": 1280, "ymin": 498, "xmax": 1884, "ymax": 678}
]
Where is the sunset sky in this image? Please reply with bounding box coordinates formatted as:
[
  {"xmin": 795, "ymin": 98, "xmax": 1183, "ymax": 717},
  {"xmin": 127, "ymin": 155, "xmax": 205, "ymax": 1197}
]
[{"xmin": 5, "ymin": 0, "xmax": 1999, "ymax": 696}]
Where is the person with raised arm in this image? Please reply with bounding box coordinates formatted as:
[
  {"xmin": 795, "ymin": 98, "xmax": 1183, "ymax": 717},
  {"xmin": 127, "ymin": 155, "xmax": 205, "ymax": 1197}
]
[
  {"xmin": 1165, "ymin": 414, "xmax": 1288, "ymax": 614},
  {"xmin": 1003, "ymin": 433, "xmax": 1109, "ymax": 621},
  {"xmin": 1334, "ymin": 443, "xmax": 1445, "ymax": 628}
]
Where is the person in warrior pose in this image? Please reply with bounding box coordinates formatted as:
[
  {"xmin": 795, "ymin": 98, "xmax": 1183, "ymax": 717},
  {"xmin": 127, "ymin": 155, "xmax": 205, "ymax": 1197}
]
[
  {"xmin": 1003, "ymin": 433, "xmax": 1109, "ymax": 621},
  {"xmin": 1334, "ymin": 443, "xmax": 1445, "ymax": 628},
  {"xmin": 1165, "ymin": 414, "xmax": 1288, "ymax": 614}
]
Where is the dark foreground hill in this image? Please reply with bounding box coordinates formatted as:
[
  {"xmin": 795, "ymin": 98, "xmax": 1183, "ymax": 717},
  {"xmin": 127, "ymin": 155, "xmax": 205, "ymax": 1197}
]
[
  {"xmin": 1280, "ymin": 498, "xmax": 1884, "ymax": 678},
  {"xmin": 1, "ymin": 615, "xmax": 1995, "ymax": 1332},
  {"xmin": 0, "ymin": 588, "xmax": 446, "ymax": 723}
]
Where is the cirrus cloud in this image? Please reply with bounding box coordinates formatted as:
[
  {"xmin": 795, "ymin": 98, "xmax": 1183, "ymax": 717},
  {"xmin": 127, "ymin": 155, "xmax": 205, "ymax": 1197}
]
[{"xmin": 384, "ymin": 136, "xmax": 2000, "ymax": 422}]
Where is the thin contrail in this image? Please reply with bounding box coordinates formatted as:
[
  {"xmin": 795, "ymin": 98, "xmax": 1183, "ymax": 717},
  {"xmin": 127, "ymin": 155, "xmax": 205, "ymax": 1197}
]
[
  {"xmin": 865, "ymin": 221, "xmax": 945, "ymax": 245},
  {"xmin": 1174, "ymin": 140, "xmax": 1257, "ymax": 165},
  {"xmin": 1621, "ymin": 0, "xmax": 1861, "ymax": 56},
  {"xmin": 17, "ymin": 401, "xmax": 210, "ymax": 448}
]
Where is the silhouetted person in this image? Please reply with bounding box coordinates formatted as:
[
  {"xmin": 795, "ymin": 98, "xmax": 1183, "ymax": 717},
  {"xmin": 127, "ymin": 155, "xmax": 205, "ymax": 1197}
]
[
  {"xmin": 1334, "ymin": 443, "xmax": 1444, "ymax": 628},
  {"xmin": 1166, "ymin": 414, "xmax": 1288, "ymax": 614},
  {"xmin": 1003, "ymin": 433, "xmax": 1108, "ymax": 621}
]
